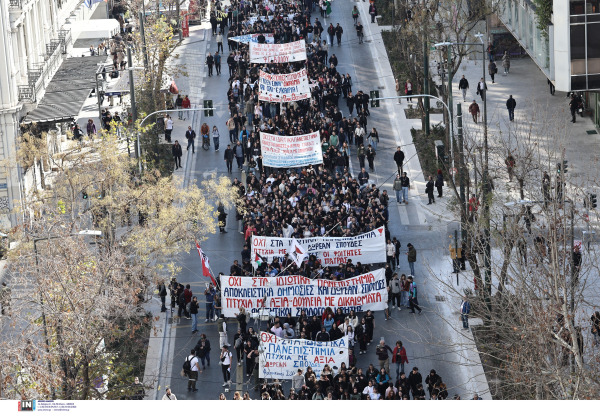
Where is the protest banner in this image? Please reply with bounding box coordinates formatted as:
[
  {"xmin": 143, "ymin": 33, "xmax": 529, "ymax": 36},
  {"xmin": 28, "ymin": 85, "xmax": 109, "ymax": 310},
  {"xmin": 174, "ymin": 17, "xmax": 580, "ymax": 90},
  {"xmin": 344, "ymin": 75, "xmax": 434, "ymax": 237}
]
[
  {"xmin": 260, "ymin": 131, "xmax": 322, "ymax": 168},
  {"xmin": 258, "ymin": 69, "xmax": 311, "ymax": 102},
  {"xmin": 251, "ymin": 227, "xmax": 386, "ymax": 267},
  {"xmin": 259, "ymin": 332, "xmax": 349, "ymax": 379},
  {"xmin": 249, "ymin": 40, "xmax": 307, "ymax": 63},
  {"xmin": 220, "ymin": 268, "xmax": 388, "ymax": 317},
  {"xmin": 229, "ymin": 33, "xmax": 274, "ymax": 44}
]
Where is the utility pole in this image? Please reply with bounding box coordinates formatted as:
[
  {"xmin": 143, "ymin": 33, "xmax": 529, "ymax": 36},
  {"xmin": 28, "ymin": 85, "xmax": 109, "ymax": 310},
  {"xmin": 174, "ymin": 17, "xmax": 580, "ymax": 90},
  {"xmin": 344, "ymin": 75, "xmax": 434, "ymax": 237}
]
[
  {"xmin": 423, "ymin": 38, "xmax": 430, "ymax": 135},
  {"xmin": 457, "ymin": 103, "xmax": 466, "ymax": 242},
  {"xmin": 570, "ymin": 202, "xmax": 575, "ymax": 375},
  {"xmin": 139, "ymin": 11, "xmax": 149, "ymax": 69},
  {"xmin": 447, "ymin": 42, "xmax": 454, "ymax": 176},
  {"xmin": 127, "ymin": 47, "xmax": 138, "ymax": 159}
]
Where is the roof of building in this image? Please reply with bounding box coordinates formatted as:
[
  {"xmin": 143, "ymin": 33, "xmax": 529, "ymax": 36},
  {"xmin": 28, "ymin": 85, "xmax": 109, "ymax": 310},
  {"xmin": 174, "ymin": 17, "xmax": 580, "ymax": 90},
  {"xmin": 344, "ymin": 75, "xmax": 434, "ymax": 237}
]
[{"xmin": 21, "ymin": 55, "xmax": 108, "ymax": 125}]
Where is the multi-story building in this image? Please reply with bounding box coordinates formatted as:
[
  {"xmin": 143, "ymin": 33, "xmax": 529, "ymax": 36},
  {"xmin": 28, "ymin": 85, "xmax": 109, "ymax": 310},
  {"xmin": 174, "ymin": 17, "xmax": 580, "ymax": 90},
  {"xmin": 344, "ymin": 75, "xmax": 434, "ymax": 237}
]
[
  {"xmin": 492, "ymin": 0, "xmax": 600, "ymax": 127},
  {"xmin": 0, "ymin": 0, "xmax": 105, "ymax": 227}
]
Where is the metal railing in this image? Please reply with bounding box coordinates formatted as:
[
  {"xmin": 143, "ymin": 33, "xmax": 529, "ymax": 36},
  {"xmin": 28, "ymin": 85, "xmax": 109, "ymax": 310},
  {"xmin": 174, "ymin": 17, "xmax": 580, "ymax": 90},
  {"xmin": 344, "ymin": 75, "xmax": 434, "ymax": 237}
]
[
  {"xmin": 9, "ymin": 0, "xmax": 22, "ymax": 9},
  {"xmin": 18, "ymin": 41, "xmax": 64, "ymax": 102},
  {"xmin": 57, "ymin": 29, "xmax": 72, "ymax": 54}
]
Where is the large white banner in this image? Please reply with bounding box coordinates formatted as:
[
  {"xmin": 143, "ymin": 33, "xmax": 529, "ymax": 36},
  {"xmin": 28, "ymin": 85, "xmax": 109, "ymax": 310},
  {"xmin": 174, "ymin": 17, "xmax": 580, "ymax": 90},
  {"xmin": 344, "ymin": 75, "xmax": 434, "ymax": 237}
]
[
  {"xmin": 251, "ymin": 227, "xmax": 387, "ymax": 267},
  {"xmin": 249, "ymin": 40, "xmax": 307, "ymax": 63},
  {"xmin": 259, "ymin": 69, "xmax": 311, "ymax": 102},
  {"xmin": 259, "ymin": 332, "xmax": 349, "ymax": 379},
  {"xmin": 260, "ymin": 131, "xmax": 322, "ymax": 168},
  {"xmin": 221, "ymin": 269, "xmax": 388, "ymax": 317},
  {"xmin": 230, "ymin": 33, "xmax": 274, "ymax": 44}
]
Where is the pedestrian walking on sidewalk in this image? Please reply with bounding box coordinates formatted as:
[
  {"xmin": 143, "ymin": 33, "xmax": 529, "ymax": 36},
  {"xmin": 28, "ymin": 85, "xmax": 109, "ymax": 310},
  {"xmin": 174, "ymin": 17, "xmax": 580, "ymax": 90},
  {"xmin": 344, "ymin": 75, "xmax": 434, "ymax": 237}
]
[
  {"xmin": 212, "ymin": 125, "xmax": 220, "ymax": 151},
  {"xmin": 460, "ymin": 296, "xmax": 471, "ymax": 329},
  {"xmin": 190, "ymin": 296, "xmax": 199, "ymax": 333},
  {"xmin": 392, "ymin": 341, "xmax": 408, "ymax": 379},
  {"xmin": 175, "ymin": 94, "xmax": 183, "ymax": 120},
  {"xmin": 335, "ymin": 23, "xmax": 343, "ymax": 45},
  {"xmin": 214, "ymin": 51, "xmax": 222, "ymax": 75},
  {"xmin": 220, "ymin": 345, "xmax": 233, "ymax": 386},
  {"xmin": 162, "ymin": 388, "xmax": 177, "ymax": 400},
  {"xmin": 406, "ymin": 244, "xmax": 417, "ymax": 277},
  {"xmin": 488, "ymin": 60, "xmax": 497, "ymax": 83},
  {"xmin": 389, "ymin": 273, "xmax": 401, "ymax": 306},
  {"xmin": 182, "ymin": 95, "xmax": 191, "ymax": 120},
  {"xmin": 352, "ymin": 5, "xmax": 360, "ymax": 25},
  {"xmin": 394, "ymin": 146, "xmax": 405, "ymax": 175},
  {"xmin": 426, "ymin": 176, "xmax": 435, "ymax": 204},
  {"xmin": 195, "ymin": 334, "xmax": 211, "ymax": 368},
  {"xmin": 400, "ymin": 172, "xmax": 410, "ymax": 203},
  {"xmin": 476, "ymin": 78, "xmax": 487, "ymax": 101},
  {"xmin": 458, "ymin": 75, "xmax": 469, "ymax": 102},
  {"xmin": 327, "ymin": 23, "xmax": 335, "ymax": 46},
  {"xmin": 506, "ymin": 95, "xmax": 516, "ymax": 121},
  {"xmin": 224, "ymin": 144, "xmax": 234, "ymax": 173},
  {"xmin": 502, "ymin": 51, "xmax": 511, "ymax": 73},
  {"xmin": 393, "ymin": 174, "xmax": 403, "ymax": 202},
  {"xmin": 435, "ymin": 169, "xmax": 444, "ymax": 197},
  {"xmin": 218, "ymin": 202, "xmax": 228, "ymax": 233},
  {"xmin": 206, "ymin": 52, "xmax": 214, "ymax": 76},
  {"xmin": 185, "ymin": 350, "xmax": 200, "ymax": 392},
  {"xmin": 569, "ymin": 94, "xmax": 579, "ymax": 123},
  {"xmin": 369, "ymin": 3, "xmax": 377, "ymax": 23},
  {"xmin": 386, "ymin": 240, "xmax": 397, "ymax": 270},
  {"xmin": 216, "ymin": 31, "xmax": 224, "ymax": 53},
  {"xmin": 172, "ymin": 140, "xmax": 182, "ymax": 170},
  {"xmin": 469, "ymin": 100, "xmax": 480, "ymax": 123},
  {"xmin": 356, "ymin": 21, "xmax": 364, "ymax": 44},
  {"xmin": 204, "ymin": 284, "xmax": 216, "ymax": 322},
  {"xmin": 165, "ymin": 115, "xmax": 174, "ymax": 142},
  {"xmin": 186, "ymin": 126, "xmax": 196, "ymax": 153},
  {"xmin": 407, "ymin": 276, "xmax": 421, "ymax": 314},
  {"xmin": 158, "ymin": 282, "xmax": 167, "ymax": 312},
  {"xmin": 404, "ymin": 80, "xmax": 413, "ymax": 102}
]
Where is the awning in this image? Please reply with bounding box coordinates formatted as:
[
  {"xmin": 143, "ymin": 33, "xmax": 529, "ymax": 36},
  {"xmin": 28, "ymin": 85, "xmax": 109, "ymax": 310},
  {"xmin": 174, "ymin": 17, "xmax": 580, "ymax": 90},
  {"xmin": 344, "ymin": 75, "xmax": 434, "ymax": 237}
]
[
  {"xmin": 70, "ymin": 19, "xmax": 120, "ymax": 40},
  {"xmin": 21, "ymin": 56, "xmax": 109, "ymax": 125},
  {"xmin": 103, "ymin": 68, "xmax": 172, "ymax": 96}
]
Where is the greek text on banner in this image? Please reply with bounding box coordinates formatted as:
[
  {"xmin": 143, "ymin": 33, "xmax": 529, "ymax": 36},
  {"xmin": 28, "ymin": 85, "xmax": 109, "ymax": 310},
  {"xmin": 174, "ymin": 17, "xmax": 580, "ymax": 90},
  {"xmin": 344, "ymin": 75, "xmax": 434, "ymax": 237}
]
[
  {"xmin": 220, "ymin": 268, "xmax": 388, "ymax": 317},
  {"xmin": 259, "ymin": 332, "xmax": 349, "ymax": 379},
  {"xmin": 260, "ymin": 131, "xmax": 323, "ymax": 168},
  {"xmin": 251, "ymin": 226, "xmax": 386, "ymax": 267},
  {"xmin": 249, "ymin": 40, "xmax": 307, "ymax": 63},
  {"xmin": 259, "ymin": 69, "xmax": 311, "ymax": 102}
]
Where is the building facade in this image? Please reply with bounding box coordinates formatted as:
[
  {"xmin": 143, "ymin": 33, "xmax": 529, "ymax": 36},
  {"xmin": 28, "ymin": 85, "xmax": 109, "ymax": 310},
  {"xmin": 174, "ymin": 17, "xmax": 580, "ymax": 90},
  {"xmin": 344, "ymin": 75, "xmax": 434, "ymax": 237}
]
[{"xmin": 0, "ymin": 0, "xmax": 103, "ymax": 227}]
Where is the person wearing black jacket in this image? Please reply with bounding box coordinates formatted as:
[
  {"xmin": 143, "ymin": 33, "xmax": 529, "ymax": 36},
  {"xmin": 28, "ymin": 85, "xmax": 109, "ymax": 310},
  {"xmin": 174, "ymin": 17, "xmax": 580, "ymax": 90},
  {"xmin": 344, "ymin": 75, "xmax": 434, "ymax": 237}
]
[
  {"xmin": 458, "ymin": 75, "xmax": 469, "ymax": 102},
  {"xmin": 407, "ymin": 367, "xmax": 422, "ymax": 395},
  {"xmin": 347, "ymin": 91, "xmax": 355, "ymax": 116},
  {"xmin": 335, "ymin": 23, "xmax": 343, "ymax": 45},
  {"xmin": 329, "ymin": 54, "xmax": 338, "ymax": 67},
  {"xmin": 426, "ymin": 176, "xmax": 435, "ymax": 204},
  {"xmin": 172, "ymin": 140, "xmax": 183, "ymax": 170},
  {"xmin": 190, "ymin": 296, "xmax": 200, "ymax": 333},
  {"xmin": 185, "ymin": 126, "xmax": 196, "ymax": 153},
  {"xmin": 435, "ymin": 169, "xmax": 444, "ymax": 197},
  {"xmin": 506, "ymin": 94, "xmax": 516, "ymax": 121},
  {"xmin": 393, "ymin": 146, "xmax": 405, "ymax": 175},
  {"xmin": 224, "ymin": 144, "xmax": 234, "ymax": 173},
  {"xmin": 316, "ymin": 327, "xmax": 330, "ymax": 341},
  {"xmin": 425, "ymin": 369, "xmax": 441, "ymax": 399},
  {"xmin": 169, "ymin": 278, "xmax": 180, "ymax": 312},
  {"xmin": 194, "ymin": 334, "xmax": 211, "ymax": 369},
  {"xmin": 158, "ymin": 282, "xmax": 167, "ymax": 312},
  {"xmin": 310, "ymin": 315, "xmax": 321, "ymax": 340},
  {"xmin": 329, "ymin": 323, "xmax": 343, "ymax": 341},
  {"xmin": 218, "ymin": 202, "xmax": 227, "ymax": 233},
  {"xmin": 206, "ymin": 53, "xmax": 214, "ymax": 76}
]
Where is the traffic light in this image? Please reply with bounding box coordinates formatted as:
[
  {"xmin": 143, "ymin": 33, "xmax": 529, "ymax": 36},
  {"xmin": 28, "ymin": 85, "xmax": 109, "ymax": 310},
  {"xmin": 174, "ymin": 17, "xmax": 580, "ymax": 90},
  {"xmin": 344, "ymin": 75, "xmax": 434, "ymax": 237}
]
[
  {"xmin": 370, "ymin": 90, "xmax": 380, "ymax": 108},
  {"xmin": 563, "ymin": 160, "xmax": 568, "ymax": 174},
  {"xmin": 591, "ymin": 193, "xmax": 597, "ymax": 209},
  {"xmin": 82, "ymin": 190, "xmax": 88, "ymax": 199},
  {"xmin": 556, "ymin": 162, "xmax": 561, "ymax": 174},
  {"xmin": 204, "ymin": 100, "xmax": 214, "ymax": 116}
]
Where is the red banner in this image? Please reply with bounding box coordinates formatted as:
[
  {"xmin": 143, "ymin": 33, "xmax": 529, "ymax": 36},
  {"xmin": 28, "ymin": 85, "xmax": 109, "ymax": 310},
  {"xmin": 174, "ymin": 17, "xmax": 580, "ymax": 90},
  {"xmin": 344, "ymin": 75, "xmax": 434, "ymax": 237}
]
[{"xmin": 181, "ymin": 11, "xmax": 189, "ymax": 37}]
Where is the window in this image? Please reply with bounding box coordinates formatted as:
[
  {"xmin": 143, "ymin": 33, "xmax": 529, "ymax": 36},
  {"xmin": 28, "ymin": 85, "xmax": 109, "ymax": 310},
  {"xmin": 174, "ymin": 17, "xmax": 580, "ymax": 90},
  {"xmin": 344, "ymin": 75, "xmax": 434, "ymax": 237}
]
[
  {"xmin": 571, "ymin": 0, "xmax": 586, "ymax": 14},
  {"xmin": 589, "ymin": 74, "xmax": 600, "ymax": 89},
  {"xmin": 571, "ymin": 75, "xmax": 587, "ymax": 90},
  {"xmin": 571, "ymin": 24, "xmax": 586, "ymax": 75},
  {"xmin": 587, "ymin": 23, "xmax": 600, "ymax": 73},
  {"xmin": 587, "ymin": 0, "xmax": 600, "ymax": 14}
]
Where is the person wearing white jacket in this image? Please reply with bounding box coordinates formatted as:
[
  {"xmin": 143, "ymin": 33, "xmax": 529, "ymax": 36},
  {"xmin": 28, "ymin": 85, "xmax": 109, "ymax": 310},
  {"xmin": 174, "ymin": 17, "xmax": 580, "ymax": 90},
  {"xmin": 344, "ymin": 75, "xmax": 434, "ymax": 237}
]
[
  {"xmin": 345, "ymin": 310, "xmax": 359, "ymax": 330},
  {"xmin": 162, "ymin": 388, "xmax": 177, "ymax": 400}
]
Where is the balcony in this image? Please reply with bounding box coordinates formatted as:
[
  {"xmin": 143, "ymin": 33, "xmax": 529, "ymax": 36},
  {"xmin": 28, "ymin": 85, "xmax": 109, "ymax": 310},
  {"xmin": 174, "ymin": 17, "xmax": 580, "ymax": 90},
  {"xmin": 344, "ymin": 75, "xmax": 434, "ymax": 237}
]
[
  {"xmin": 18, "ymin": 39, "xmax": 65, "ymax": 103},
  {"xmin": 9, "ymin": 0, "xmax": 22, "ymax": 9}
]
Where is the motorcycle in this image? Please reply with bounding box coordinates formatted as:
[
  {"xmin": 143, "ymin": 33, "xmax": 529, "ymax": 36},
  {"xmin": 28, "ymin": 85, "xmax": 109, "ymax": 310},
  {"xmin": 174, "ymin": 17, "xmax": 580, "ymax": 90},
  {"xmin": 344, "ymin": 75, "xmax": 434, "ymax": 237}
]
[{"xmin": 202, "ymin": 134, "xmax": 210, "ymax": 150}]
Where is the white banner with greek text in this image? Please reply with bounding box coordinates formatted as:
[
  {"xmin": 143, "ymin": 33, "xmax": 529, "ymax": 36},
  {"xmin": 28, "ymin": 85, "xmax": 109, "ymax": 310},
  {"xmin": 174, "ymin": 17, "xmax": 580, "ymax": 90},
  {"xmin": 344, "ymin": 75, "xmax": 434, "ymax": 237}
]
[
  {"xmin": 251, "ymin": 227, "xmax": 387, "ymax": 267},
  {"xmin": 249, "ymin": 40, "xmax": 307, "ymax": 63},
  {"xmin": 258, "ymin": 69, "xmax": 311, "ymax": 102},
  {"xmin": 229, "ymin": 33, "xmax": 275, "ymax": 44},
  {"xmin": 220, "ymin": 269, "xmax": 388, "ymax": 317},
  {"xmin": 260, "ymin": 131, "xmax": 322, "ymax": 168},
  {"xmin": 259, "ymin": 332, "xmax": 349, "ymax": 379}
]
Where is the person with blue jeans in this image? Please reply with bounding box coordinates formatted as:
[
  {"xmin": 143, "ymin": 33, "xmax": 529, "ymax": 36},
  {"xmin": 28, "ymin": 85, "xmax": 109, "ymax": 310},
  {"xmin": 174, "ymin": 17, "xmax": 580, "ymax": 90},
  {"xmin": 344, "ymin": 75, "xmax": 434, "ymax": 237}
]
[
  {"xmin": 190, "ymin": 296, "xmax": 199, "ymax": 333},
  {"xmin": 195, "ymin": 334, "xmax": 211, "ymax": 368},
  {"xmin": 213, "ymin": 295, "xmax": 222, "ymax": 319},
  {"xmin": 400, "ymin": 172, "xmax": 410, "ymax": 204},
  {"xmin": 392, "ymin": 341, "xmax": 408, "ymax": 379},
  {"xmin": 393, "ymin": 174, "xmax": 403, "ymax": 202},
  {"xmin": 406, "ymin": 243, "xmax": 417, "ymax": 277},
  {"xmin": 204, "ymin": 284, "xmax": 216, "ymax": 322},
  {"xmin": 460, "ymin": 296, "xmax": 471, "ymax": 329}
]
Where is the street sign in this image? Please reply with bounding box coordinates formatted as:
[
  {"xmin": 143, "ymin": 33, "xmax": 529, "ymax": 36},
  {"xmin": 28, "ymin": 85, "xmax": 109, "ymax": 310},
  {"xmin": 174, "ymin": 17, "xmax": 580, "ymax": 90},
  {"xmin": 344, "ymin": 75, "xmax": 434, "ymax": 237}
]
[
  {"xmin": 450, "ymin": 167, "xmax": 458, "ymax": 175},
  {"xmin": 583, "ymin": 213, "xmax": 589, "ymax": 222}
]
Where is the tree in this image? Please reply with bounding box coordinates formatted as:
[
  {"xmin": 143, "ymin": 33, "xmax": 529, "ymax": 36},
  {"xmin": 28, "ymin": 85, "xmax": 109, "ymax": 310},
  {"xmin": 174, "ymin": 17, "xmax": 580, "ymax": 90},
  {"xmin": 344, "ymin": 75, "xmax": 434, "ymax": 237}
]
[{"xmin": 0, "ymin": 127, "xmax": 241, "ymax": 399}]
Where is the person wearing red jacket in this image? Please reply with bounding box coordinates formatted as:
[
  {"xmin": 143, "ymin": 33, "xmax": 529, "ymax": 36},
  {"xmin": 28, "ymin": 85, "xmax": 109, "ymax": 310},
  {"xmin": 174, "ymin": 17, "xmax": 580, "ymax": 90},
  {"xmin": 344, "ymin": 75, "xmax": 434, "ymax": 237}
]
[
  {"xmin": 182, "ymin": 95, "xmax": 191, "ymax": 120},
  {"xmin": 392, "ymin": 340, "xmax": 409, "ymax": 380}
]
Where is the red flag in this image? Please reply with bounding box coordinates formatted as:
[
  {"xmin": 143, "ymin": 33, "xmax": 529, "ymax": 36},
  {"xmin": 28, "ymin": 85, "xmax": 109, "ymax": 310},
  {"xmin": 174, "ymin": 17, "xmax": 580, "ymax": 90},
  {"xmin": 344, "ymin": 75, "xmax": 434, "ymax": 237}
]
[{"xmin": 196, "ymin": 240, "xmax": 217, "ymax": 286}]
